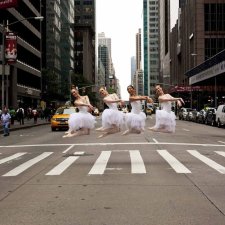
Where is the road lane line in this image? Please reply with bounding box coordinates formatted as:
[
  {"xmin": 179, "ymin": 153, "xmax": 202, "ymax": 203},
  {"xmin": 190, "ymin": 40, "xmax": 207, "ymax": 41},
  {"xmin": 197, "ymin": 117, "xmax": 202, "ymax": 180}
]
[
  {"xmin": 3, "ymin": 152, "xmax": 53, "ymax": 177},
  {"xmin": 46, "ymin": 156, "xmax": 79, "ymax": 175},
  {"xmin": 215, "ymin": 151, "xmax": 225, "ymax": 157},
  {"xmin": 1, "ymin": 142, "xmax": 225, "ymax": 148},
  {"xmin": 157, "ymin": 150, "xmax": 191, "ymax": 173},
  {"xmin": 187, "ymin": 150, "xmax": 225, "ymax": 174},
  {"xmin": 62, "ymin": 145, "xmax": 75, "ymax": 153},
  {"xmin": 88, "ymin": 151, "xmax": 111, "ymax": 175},
  {"xmin": 129, "ymin": 150, "xmax": 146, "ymax": 174},
  {"xmin": 0, "ymin": 153, "xmax": 27, "ymax": 165}
]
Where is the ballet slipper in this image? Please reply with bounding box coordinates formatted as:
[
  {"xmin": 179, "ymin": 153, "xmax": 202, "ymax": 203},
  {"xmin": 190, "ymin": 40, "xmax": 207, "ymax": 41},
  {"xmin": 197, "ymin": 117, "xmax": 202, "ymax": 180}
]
[
  {"xmin": 98, "ymin": 132, "xmax": 108, "ymax": 138},
  {"xmin": 122, "ymin": 130, "xmax": 130, "ymax": 135},
  {"xmin": 96, "ymin": 127, "xmax": 104, "ymax": 131}
]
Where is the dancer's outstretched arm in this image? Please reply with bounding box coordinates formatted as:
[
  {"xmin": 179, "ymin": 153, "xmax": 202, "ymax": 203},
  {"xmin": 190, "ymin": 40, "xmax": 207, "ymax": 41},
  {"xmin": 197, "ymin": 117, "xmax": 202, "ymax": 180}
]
[{"xmin": 159, "ymin": 95, "xmax": 184, "ymax": 104}]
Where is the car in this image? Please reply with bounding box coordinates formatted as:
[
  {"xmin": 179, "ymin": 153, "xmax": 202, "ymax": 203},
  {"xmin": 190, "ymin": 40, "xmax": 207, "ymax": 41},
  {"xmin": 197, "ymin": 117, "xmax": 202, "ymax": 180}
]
[
  {"xmin": 216, "ymin": 104, "xmax": 225, "ymax": 127},
  {"xmin": 51, "ymin": 106, "xmax": 77, "ymax": 131},
  {"xmin": 204, "ymin": 107, "xmax": 217, "ymax": 126},
  {"xmin": 178, "ymin": 108, "xmax": 192, "ymax": 120},
  {"xmin": 197, "ymin": 109, "xmax": 206, "ymax": 123}
]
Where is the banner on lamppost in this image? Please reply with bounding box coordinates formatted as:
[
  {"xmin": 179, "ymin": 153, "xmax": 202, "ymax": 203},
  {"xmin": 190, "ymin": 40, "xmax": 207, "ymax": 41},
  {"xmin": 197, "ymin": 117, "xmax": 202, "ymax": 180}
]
[
  {"xmin": 0, "ymin": 0, "xmax": 18, "ymax": 9},
  {"xmin": 5, "ymin": 32, "xmax": 17, "ymax": 64}
]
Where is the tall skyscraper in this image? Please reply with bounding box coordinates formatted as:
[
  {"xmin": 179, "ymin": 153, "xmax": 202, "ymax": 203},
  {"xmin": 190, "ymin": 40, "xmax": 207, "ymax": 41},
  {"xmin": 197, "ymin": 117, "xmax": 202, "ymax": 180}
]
[
  {"xmin": 159, "ymin": 0, "xmax": 170, "ymax": 87},
  {"xmin": 143, "ymin": 0, "xmax": 160, "ymax": 97}
]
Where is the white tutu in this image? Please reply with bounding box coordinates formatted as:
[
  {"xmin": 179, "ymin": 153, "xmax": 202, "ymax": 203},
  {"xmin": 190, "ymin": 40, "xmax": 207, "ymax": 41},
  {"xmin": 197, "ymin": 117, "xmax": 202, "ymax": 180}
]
[
  {"xmin": 102, "ymin": 108, "xmax": 124, "ymax": 129},
  {"xmin": 125, "ymin": 111, "xmax": 146, "ymax": 131},
  {"xmin": 68, "ymin": 107, "xmax": 96, "ymax": 131},
  {"xmin": 153, "ymin": 103, "xmax": 176, "ymax": 133},
  {"xmin": 125, "ymin": 101, "xmax": 146, "ymax": 131}
]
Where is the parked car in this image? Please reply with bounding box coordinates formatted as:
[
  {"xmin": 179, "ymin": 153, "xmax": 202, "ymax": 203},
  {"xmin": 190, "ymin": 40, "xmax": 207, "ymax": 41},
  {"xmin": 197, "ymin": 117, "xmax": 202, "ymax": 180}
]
[
  {"xmin": 186, "ymin": 109, "xmax": 196, "ymax": 121},
  {"xmin": 51, "ymin": 106, "xmax": 77, "ymax": 131},
  {"xmin": 204, "ymin": 107, "xmax": 217, "ymax": 126},
  {"xmin": 197, "ymin": 109, "xmax": 206, "ymax": 123},
  {"xmin": 216, "ymin": 104, "xmax": 225, "ymax": 127},
  {"xmin": 191, "ymin": 110, "xmax": 200, "ymax": 122},
  {"xmin": 178, "ymin": 108, "xmax": 192, "ymax": 120}
]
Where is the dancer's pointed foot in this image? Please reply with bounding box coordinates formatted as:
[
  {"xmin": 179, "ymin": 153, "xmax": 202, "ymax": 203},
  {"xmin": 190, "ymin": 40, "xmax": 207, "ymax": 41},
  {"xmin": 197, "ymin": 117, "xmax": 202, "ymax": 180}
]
[
  {"xmin": 98, "ymin": 132, "xmax": 108, "ymax": 138},
  {"xmin": 122, "ymin": 130, "xmax": 130, "ymax": 136},
  {"xmin": 95, "ymin": 127, "xmax": 104, "ymax": 131}
]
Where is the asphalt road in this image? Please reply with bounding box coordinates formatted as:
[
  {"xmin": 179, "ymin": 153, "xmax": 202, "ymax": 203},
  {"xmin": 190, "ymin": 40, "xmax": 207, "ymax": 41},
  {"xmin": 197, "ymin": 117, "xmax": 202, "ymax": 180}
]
[{"xmin": 0, "ymin": 116, "xmax": 225, "ymax": 225}]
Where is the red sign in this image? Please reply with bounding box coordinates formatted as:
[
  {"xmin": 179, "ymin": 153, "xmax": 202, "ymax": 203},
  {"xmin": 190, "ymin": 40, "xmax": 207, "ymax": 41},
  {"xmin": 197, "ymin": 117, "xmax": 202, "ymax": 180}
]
[
  {"xmin": 170, "ymin": 85, "xmax": 202, "ymax": 93},
  {"xmin": 5, "ymin": 32, "xmax": 17, "ymax": 64},
  {"xmin": 0, "ymin": 0, "xmax": 18, "ymax": 9}
]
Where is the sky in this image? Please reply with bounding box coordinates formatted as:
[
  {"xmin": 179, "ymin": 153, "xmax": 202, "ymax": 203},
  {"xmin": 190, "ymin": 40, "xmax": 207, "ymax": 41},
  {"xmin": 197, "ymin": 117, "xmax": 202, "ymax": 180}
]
[{"xmin": 96, "ymin": 0, "xmax": 179, "ymax": 100}]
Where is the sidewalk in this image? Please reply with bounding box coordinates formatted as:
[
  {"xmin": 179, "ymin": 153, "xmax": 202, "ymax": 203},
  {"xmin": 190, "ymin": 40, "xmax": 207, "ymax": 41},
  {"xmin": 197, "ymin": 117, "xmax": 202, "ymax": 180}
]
[{"xmin": 0, "ymin": 118, "xmax": 50, "ymax": 133}]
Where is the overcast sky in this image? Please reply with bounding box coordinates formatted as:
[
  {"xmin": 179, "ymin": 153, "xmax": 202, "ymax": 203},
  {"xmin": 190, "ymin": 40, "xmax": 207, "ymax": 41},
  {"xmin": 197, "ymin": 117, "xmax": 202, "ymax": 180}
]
[{"xmin": 96, "ymin": 0, "xmax": 179, "ymax": 100}]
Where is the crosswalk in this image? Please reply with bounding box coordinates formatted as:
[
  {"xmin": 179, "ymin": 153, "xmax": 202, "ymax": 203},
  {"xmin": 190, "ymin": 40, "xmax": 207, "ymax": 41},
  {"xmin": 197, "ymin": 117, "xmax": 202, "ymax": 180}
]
[{"xmin": 0, "ymin": 150, "xmax": 225, "ymax": 177}]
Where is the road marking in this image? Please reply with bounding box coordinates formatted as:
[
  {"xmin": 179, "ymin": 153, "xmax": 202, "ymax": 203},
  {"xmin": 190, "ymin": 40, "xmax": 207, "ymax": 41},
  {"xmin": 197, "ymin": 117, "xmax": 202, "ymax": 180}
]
[
  {"xmin": 3, "ymin": 152, "xmax": 53, "ymax": 177},
  {"xmin": 215, "ymin": 151, "xmax": 225, "ymax": 157},
  {"xmin": 62, "ymin": 145, "xmax": 75, "ymax": 153},
  {"xmin": 182, "ymin": 128, "xmax": 190, "ymax": 131},
  {"xmin": 88, "ymin": 151, "xmax": 111, "ymax": 175},
  {"xmin": 157, "ymin": 150, "xmax": 191, "ymax": 173},
  {"xmin": 1, "ymin": 142, "xmax": 225, "ymax": 148},
  {"xmin": 129, "ymin": 150, "xmax": 146, "ymax": 174},
  {"xmin": 0, "ymin": 153, "xmax": 27, "ymax": 165},
  {"xmin": 46, "ymin": 156, "xmax": 79, "ymax": 175},
  {"xmin": 187, "ymin": 150, "xmax": 225, "ymax": 174}
]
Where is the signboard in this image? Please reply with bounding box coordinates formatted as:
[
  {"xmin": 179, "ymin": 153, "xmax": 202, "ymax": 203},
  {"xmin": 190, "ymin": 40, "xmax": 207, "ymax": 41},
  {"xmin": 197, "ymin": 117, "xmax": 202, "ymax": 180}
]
[
  {"xmin": 0, "ymin": 0, "xmax": 18, "ymax": 9},
  {"xmin": 5, "ymin": 32, "xmax": 17, "ymax": 64}
]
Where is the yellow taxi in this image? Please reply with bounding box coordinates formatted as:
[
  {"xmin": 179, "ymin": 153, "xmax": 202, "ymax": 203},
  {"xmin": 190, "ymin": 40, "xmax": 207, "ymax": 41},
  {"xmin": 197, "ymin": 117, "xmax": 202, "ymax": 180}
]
[{"xmin": 51, "ymin": 106, "xmax": 77, "ymax": 131}]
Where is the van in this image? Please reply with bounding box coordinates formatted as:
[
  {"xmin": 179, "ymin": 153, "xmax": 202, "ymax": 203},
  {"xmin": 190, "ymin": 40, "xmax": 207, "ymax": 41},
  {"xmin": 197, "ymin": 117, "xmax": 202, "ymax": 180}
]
[{"xmin": 216, "ymin": 104, "xmax": 225, "ymax": 127}]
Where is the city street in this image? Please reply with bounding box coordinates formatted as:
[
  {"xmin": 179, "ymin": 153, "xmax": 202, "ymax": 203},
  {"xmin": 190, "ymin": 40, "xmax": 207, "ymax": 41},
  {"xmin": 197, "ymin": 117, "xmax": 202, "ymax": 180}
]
[{"xmin": 0, "ymin": 116, "xmax": 225, "ymax": 225}]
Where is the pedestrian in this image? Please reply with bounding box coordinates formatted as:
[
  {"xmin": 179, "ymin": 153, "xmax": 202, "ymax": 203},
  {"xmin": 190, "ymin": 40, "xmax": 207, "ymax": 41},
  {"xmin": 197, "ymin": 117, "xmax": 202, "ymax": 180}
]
[
  {"xmin": 122, "ymin": 85, "xmax": 153, "ymax": 135},
  {"xmin": 32, "ymin": 108, "xmax": 38, "ymax": 124},
  {"xmin": 96, "ymin": 87, "xmax": 125, "ymax": 138},
  {"xmin": 148, "ymin": 84, "xmax": 184, "ymax": 133},
  {"xmin": 9, "ymin": 107, "xmax": 16, "ymax": 125},
  {"xmin": 16, "ymin": 106, "xmax": 24, "ymax": 125},
  {"xmin": 1, "ymin": 108, "xmax": 11, "ymax": 136},
  {"xmin": 63, "ymin": 88, "xmax": 96, "ymax": 138}
]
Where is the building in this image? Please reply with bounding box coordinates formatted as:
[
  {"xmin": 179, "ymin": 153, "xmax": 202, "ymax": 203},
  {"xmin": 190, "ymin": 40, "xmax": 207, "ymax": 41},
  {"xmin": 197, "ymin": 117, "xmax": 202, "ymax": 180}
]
[
  {"xmin": 74, "ymin": 0, "xmax": 96, "ymax": 86},
  {"xmin": 170, "ymin": 0, "xmax": 225, "ymax": 109},
  {"xmin": 41, "ymin": 0, "xmax": 75, "ymax": 104},
  {"xmin": 159, "ymin": 0, "xmax": 170, "ymax": 88},
  {"xmin": 143, "ymin": 0, "xmax": 160, "ymax": 97},
  {"xmin": 0, "ymin": 1, "xmax": 42, "ymax": 109}
]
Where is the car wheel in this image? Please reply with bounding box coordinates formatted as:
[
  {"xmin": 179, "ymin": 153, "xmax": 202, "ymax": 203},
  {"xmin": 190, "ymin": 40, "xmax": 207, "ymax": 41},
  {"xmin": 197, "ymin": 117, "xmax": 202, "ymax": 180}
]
[{"xmin": 51, "ymin": 127, "xmax": 56, "ymax": 131}]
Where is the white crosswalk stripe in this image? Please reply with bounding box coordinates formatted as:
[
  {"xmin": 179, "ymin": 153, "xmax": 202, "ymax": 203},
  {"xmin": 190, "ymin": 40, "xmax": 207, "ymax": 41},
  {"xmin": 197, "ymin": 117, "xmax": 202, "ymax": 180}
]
[
  {"xmin": 187, "ymin": 150, "xmax": 225, "ymax": 174},
  {"xmin": 2, "ymin": 152, "xmax": 53, "ymax": 177},
  {"xmin": 88, "ymin": 151, "xmax": 111, "ymax": 175},
  {"xmin": 0, "ymin": 153, "xmax": 27, "ymax": 165},
  {"xmin": 157, "ymin": 150, "xmax": 191, "ymax": 173},
  {"xmin": 129, "ymin": 150, "xmax": 146, "ymax": 174},
  {"xmin": 46, "ymin": 152, "xmax": 84, "ymax": 175},
  {"xmin": 0, "ymin": 149, "xmax": 225, "ymax": 176}
]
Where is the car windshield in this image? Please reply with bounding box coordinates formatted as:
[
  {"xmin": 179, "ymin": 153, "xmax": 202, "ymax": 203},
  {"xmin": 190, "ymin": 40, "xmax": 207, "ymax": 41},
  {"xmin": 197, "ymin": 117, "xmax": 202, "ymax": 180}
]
[{"xmin": 56, "ymin": 108, "xmax": 76, "ymax": 115}]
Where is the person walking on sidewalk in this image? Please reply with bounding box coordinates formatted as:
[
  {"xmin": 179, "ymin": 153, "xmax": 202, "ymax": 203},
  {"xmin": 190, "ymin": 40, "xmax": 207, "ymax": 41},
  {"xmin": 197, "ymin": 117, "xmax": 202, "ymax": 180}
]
[
  {"xmin": 16, "ymin": 106, "xmax": 24, "ymax": 125},
  {"xmin": 1, "ymin": 108, "xmax": 11, "ymax": 136}
]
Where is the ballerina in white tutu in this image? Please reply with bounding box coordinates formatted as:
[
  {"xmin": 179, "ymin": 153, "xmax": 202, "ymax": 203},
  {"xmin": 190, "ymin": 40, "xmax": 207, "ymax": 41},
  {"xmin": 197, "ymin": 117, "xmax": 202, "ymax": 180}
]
[
  {"xmin": 63, "ymin": 88, "xmax": 96, "ymax": 137},
  {"xmin": 97, "ymin": 87, "xmax": 125, "ymax": 138},
  {"xmin": 122, "ymin": 85, "xmax": 153, "ymax": 135},
  {"xmin": 148, "ymin": 84, "xmax": 184, "ymax": 133}
]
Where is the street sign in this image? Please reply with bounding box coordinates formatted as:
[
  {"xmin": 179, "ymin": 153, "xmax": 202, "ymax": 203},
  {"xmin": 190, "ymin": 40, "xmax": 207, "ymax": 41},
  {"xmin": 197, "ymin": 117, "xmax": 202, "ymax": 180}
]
[{"xmin": 0, "ymin": 0, "xmax": 18, "ymax": 9}]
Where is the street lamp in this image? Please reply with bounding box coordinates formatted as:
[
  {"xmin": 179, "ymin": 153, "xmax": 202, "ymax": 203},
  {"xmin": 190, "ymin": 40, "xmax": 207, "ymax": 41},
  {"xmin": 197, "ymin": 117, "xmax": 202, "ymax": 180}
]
[{"xmin": 1, "ymin": 16, "xmax": 44, "ymax": 109}]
